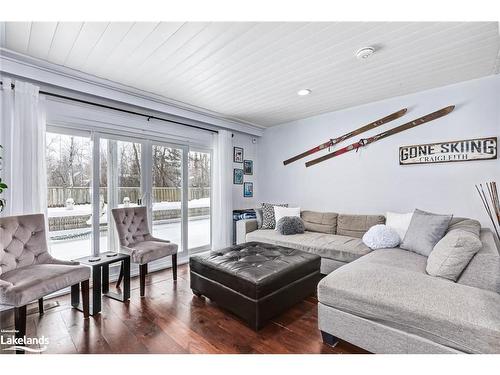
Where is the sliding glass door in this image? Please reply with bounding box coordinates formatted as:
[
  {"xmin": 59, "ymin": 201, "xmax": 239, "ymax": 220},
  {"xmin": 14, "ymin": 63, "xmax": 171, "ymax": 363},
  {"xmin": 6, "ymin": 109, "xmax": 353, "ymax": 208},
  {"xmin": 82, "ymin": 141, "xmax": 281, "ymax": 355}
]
[
  {"xmin": 46, "ymin": 131, "xmax": 92, "ymax": 261},
  {"xmin": 188, "ymin": 150, "xmax": 211, "ymax": 252},
  {"xmin": 99, "ymin": 138, "xmax": 142, "ymax": 253},
  {"xmin": 46, "ymin": 127, "xmax": 212, "ymax": 265},
  {"xmin": 151, "ymin": 144, "xmax": 184, "ymax": 254}
]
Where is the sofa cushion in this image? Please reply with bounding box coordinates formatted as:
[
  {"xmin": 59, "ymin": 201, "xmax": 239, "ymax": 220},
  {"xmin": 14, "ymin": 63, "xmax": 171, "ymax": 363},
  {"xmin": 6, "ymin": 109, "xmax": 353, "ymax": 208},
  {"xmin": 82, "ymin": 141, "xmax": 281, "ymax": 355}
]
[
  {"xmin": 255, "ymin": 208, "xmax": 263, "ymax": 229},
  {"xmin": 261, "ymin": 203, "xmax": 288, "ymax": 229},
  {"xmin": 362, "ymin": 225, "xmax": 401, "ymax": 250},
  {"xmin": 276, "ymin": 216, "xmax": 305, "ymax": 235},
  {"xmin": 400, "ymin": 209, "xmax": 453, "ymax": 256},
  {"xmin": 246, "ymin": 229, "xmax": 371, "ymax": 263},
  {"xmin": 318, "ymin": 249, "xmax": 500, "ymax": 354},
  {"xmin": 385, "ymin": 211, "xmax": 413, "ymax": 241},
  {"xmin": 337, "ymin": 214, "xmax": 385, "ymax": 238},
  {"xmin": 274, "ymin": 206, "xmax": 301, "ymax": 228},
  {"xmin": 346, "ymin": 248, "xmax": 429, "ymax": 273},
  {"xmin": 458, "ymin": 253, "xmax": 500, "ymax": 294},
  {"xmin": 301, "ymin": 211, "xmax": 338, "ymax": 234},
  {"xmin": 426, "ymin": 228, "xmax": 482, "ymax": 281},
  {"xmin": 447, "ymin": 218, "xmax": 481, "ymax": 237},
  {"xmin": 457, "ymin": 230, "xmax": 500, "ymax": 293},
  {"xmin": 0, "ymin": 264, "xmax": 90, "ymax": 306}
]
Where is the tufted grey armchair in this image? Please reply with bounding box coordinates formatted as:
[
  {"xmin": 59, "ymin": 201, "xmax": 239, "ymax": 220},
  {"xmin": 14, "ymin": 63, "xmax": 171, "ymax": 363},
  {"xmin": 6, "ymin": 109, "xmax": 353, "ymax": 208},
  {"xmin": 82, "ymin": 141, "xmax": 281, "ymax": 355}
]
[
  {"xmin": 111, "ymin": 206, "xmax": 178, "ymax": 296},
  {"xmin": 0, "ymin": 213, "xmax": 90, "ymax": 353}
]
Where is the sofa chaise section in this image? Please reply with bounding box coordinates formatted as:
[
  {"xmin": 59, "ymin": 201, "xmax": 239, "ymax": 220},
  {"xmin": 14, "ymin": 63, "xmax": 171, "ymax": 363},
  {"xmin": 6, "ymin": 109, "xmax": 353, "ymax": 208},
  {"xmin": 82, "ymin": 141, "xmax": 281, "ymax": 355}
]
[{"xmin": 318, "ymin": 247, "xmax": 500, "ymax": 354}]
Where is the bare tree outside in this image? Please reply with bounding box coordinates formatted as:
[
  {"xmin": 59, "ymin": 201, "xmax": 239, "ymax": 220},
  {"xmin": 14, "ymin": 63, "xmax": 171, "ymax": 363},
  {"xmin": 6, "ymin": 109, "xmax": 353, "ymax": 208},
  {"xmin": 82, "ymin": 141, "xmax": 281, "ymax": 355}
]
[{"xmin": 46, "ymin": 133, "xmax": 91, "ymax": 189}]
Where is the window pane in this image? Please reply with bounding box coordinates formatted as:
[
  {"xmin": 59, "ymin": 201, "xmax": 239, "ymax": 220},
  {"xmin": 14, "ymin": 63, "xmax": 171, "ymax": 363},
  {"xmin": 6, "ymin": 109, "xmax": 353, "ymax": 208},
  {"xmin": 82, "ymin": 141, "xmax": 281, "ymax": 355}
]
[
  {"xmin": 100, "ymin": 139, "xmax": 142, "ymax": 253},
  {"xmin": 46, "ymin": 132, "xmax": 92, "ymax": 260},
  {"xmin": 188, "ymin": 151, "xmax": 211, "ymax": 250},
  {"xmin": 152, "ymin": 145, "xmax": 183, "ymax": 253}
]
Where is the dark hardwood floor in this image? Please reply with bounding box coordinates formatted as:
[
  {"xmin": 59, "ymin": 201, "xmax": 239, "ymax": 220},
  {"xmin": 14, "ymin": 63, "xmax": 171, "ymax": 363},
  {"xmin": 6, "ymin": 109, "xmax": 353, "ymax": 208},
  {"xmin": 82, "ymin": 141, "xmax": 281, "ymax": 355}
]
[{"xmin": 1, "ymin": 264, "xmax": 368, "ymax": 354}]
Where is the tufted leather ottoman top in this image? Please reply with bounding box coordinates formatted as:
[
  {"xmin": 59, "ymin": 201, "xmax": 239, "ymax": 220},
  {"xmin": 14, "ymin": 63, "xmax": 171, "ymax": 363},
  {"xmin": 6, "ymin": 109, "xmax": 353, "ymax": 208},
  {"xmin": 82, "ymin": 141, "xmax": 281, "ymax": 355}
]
[{"xmin": 190, "ymin": 242, "xmax": 320, "ymax": 299}]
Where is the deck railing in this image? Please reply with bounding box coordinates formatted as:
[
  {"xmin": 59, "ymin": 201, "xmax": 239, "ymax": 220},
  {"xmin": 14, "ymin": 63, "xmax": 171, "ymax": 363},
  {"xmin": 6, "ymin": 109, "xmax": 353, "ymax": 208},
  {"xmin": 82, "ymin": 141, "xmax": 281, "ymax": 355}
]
[{"xmin": 47, "ymin": 187, "xmax": 210, "ymax": 207}]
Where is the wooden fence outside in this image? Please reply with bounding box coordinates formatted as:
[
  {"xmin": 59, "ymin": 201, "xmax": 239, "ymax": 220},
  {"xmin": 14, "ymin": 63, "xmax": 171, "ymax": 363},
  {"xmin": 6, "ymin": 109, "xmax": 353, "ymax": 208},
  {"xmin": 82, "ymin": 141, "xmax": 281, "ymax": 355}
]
[{"xmin": 47, "ymin": 187, "xmax": 210, "ymax": 207}]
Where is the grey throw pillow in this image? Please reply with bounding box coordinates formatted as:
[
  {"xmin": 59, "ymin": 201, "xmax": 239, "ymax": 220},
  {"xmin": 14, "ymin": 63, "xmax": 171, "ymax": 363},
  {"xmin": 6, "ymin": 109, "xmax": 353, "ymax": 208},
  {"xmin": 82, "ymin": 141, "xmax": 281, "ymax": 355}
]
[
  {"xmin": 276, "ymin": 216, "xmax": 305, "ymax": 235},
  {"xmin": 400, "ymin": 209, "xmax": 453, "ymax": 256},
  {"xmin": 261, "ymin": 203, "xmax": 288, "ymax": 229},
  {"xmin": 426, "ymin": 229, "xmax": 482, "ymax": 281},
  {"xmin": 255, "ymin": 208, "xmax": 263, "ymax": 229}
]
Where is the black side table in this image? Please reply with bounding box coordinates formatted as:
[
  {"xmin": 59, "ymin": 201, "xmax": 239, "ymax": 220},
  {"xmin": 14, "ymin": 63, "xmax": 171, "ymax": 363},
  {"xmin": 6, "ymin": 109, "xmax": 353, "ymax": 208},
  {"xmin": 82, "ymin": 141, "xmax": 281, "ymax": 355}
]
[{"xmin": 71, "ymin": 251, "xmax": 130, "ymax": 316}]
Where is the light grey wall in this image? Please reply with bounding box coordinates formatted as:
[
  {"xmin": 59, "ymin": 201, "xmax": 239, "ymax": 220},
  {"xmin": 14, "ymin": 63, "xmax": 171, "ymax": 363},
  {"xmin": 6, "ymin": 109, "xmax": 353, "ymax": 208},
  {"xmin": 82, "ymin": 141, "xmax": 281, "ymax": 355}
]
[
  {"xmin": 232, "ymin": 132, "xmax": 259, "ymax": 209},
  {"xmin": 259, "ymin": 75, "xmax": 500, "ymax": 229}
]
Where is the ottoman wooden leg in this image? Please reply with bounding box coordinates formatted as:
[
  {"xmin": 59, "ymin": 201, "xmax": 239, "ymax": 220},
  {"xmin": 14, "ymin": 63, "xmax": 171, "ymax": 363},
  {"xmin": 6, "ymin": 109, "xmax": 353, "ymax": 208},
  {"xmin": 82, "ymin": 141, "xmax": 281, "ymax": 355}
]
[
  {"xmin": 321, "ymin": 331, "xmax": 339, "ymax": 347},
  {"xmin": 192, "ymin": 290, "xmax": 203, "ymax": 298}
]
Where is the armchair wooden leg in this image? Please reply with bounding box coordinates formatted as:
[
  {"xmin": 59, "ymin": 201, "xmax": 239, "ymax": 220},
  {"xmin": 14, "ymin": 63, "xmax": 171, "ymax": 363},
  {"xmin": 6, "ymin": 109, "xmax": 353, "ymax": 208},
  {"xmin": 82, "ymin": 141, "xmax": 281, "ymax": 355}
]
[
  {"xmin": 38, "ymin": 298, "xmax": 44, "ymax": 315},
  {"xmin": 81, "ymin": 280, "xmax": 90, "ymax": 319},
  {"xmin": 172, "ymin": 254, "xmax": 177, "ymax": 282},
  {"xmin": 139, "ymin": 264, "xmax": 147, "ymax": 297},
  {"xmin": 14, "ymin": 305, "xmax": 27, "ymax": 354},
  {"xmin": 116, "ymin": 262, "xmax": 124, "ymax": 288}
]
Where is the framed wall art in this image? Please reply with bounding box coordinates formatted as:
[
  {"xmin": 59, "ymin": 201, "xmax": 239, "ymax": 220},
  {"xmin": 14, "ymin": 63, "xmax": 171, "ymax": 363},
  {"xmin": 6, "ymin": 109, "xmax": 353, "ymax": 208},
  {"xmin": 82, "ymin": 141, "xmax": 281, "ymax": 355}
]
[
  {"xmin": 233, "ymin": 168, "xmax": 244, "ymax": 184},
  {"xmin": 233, "ymin": 147, "xmax": 244, "ymax": 163},
  {"xmin": 243, "ymin": 160, "xmax": 253, "ymax": 175},
  {"xmin": 243, "ymin": 182, "xmax": 253, "ymax": 197}
]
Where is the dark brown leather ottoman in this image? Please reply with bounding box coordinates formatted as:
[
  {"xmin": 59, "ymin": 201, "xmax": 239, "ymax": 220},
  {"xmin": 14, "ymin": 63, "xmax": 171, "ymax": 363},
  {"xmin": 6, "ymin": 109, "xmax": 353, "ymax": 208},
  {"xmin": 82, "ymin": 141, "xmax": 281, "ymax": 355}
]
[{"xmin": 190, "ymin": 241, "xmax": 321, "ymax": 330}]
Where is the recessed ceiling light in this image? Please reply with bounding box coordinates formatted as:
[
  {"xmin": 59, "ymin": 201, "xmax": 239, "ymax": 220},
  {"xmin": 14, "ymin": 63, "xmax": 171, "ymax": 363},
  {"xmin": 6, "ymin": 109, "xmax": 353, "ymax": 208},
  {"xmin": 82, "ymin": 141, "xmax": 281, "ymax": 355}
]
[
  {"xmin": 355, "ymin": 46, "xmax": 375, "ymax": 60},
  {"xmin": 297, "ymin": 89, "xmax": 312, "ymax": 96}
]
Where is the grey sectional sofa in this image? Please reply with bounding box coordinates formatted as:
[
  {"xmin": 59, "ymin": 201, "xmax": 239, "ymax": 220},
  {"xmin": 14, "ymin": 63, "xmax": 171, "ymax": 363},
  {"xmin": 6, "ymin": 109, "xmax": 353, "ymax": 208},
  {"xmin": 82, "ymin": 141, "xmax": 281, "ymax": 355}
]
[{"xmin": 236, "ymin": 211, "xmax": 500, "ymax": 353}]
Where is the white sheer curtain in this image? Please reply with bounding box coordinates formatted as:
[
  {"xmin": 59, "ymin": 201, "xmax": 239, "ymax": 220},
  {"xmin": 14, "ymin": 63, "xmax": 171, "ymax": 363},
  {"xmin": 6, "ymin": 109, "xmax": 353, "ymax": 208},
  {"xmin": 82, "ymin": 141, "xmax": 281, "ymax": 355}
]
[
  {"xmin": 0, "ymin": 78, "xmax": 47, "ymax": 216},
  {"xmin": 211, "ymin": 129, "xmax": 233, "ymax": 249}
]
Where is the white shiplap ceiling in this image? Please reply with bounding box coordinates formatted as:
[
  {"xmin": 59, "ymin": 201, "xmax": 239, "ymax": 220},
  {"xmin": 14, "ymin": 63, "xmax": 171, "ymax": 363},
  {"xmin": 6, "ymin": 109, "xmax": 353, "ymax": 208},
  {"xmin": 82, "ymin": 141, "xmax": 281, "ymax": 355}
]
[{"xmin": 2, "ymin": 22, "xmax": 499, "ymax": 127}]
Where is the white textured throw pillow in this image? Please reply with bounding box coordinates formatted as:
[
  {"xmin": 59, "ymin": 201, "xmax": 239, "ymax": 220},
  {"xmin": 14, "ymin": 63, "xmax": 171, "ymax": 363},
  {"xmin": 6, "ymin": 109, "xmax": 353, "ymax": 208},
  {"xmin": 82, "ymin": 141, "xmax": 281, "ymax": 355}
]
[
  {"xmin": 386, "ymin": 211, "xmax": 413, "ymax": 241},
  {"xmin": 274, "ymin": 206, "xmax": 301, "ymax": 230},
  {"xmin": 362, "ymin": 224, "xmax": 401, "ymax": 249}
]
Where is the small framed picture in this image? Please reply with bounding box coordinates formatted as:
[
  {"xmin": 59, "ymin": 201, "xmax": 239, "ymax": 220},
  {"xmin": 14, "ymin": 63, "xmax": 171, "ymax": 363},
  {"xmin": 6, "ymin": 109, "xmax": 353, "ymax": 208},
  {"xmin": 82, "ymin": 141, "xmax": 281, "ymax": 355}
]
[
  {"xmin": 233, "ymin": 147, "xmax": 244, "ymax": 163},
  {"xmin": 233, "ymin": 168, "xmax": 244, "ymax": 184},
  {"xmin": 243, "ymin": 182, "xmax": 253, "ymax": 197},
  {"xmin": 243, "ymin": 160, "xmax": 253, "ymax": 175}
]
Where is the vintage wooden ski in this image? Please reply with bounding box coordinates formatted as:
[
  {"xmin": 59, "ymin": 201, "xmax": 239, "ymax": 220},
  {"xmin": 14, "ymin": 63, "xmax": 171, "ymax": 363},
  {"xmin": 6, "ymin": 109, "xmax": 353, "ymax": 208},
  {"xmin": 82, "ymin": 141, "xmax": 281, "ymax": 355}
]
[
  {"xmin": 283, "ymin": 108, "xmax": 407, "ymax": 165},
  {"xmin": 305, "ymin": 105, "xmax": 455, "ymax": 168}
]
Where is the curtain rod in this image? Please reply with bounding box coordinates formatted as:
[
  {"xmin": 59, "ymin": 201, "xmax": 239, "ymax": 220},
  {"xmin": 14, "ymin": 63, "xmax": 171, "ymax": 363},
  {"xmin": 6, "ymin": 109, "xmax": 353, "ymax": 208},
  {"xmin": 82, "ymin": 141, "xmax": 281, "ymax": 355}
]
[{"xmin": 0, "ymin": 80, "xmax": 219, "ymax": 134}]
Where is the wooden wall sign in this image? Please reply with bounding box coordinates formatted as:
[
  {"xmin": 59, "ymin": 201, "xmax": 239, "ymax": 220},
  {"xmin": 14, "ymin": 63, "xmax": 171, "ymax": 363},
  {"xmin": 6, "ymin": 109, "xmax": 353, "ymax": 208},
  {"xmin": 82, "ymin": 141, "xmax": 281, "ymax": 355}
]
[{"xmin": 400, "ymin": 137, "xmax": 497, "ymax": 165}]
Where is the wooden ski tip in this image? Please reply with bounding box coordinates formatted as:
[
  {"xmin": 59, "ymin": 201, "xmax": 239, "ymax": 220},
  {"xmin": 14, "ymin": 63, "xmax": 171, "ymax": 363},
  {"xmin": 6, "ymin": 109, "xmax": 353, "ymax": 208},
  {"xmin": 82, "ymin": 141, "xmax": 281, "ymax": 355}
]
[
  {"xmin": 305, "ymin": 159, "xmax": 319, "ymax": 168},
  {"xmin": 445, "ymin": 105, "xmax": 455, "ymax": 113}
]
